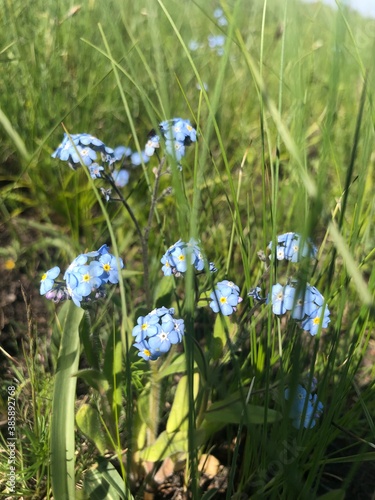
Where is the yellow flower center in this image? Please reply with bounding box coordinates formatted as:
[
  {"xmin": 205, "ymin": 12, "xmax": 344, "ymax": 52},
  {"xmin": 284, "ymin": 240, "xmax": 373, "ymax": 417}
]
[
  {"xmin": 143, "ymin": 349, "xmax": 151, "ymax": 357},
  {"xmin": 220, "ymin": 297, "xmax": 228, "ymax": 304},
  {"xmin": 103, "ymin": 263, "xmax": 111, "ymax": 272},
  {"xmin": 313, "ymin": 316, "xmax": 321, "ymax": 325},
  {"xmin": 41, "ymin": 273, "xmax": 47, "ymax": 281},
  {"xmin": 142, "ymin": 323, "xmax": 149, "ymax": 330},
  {"xmin": 82, "ymin": 273, "xmax": 90, "ymax": 283}
]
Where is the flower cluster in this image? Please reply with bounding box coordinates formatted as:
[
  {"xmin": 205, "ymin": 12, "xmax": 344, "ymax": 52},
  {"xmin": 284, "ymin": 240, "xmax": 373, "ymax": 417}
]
[
  {"xmin": 209, "ymin": 280, "xmax": 243, "ymax": 316},
  {"xmin": 270, "ymin": 280, "xmax": 330, "ymax": 335},
  {"xmin": 40, "ymin": 244, "xmax": 124, "ymax": 308},
  {"xmin": 207, "ymin": 34, "xmax": 225, "ymax": 56},
  {"xmin": 51, "ymin": 133, "xmax": 151, "ymax": 193},
  {"xmin": 269, "ymin": 282, "xmax": 330, "ymax": 335},
  {"xmin": 284, "ymin": 384, "xmax": 324, "ymax": 429},
  {"xmin": 213, "ymin": 7, "xmax": 228, "ymax": 26},
  {"xmin": 145, "ymin": 118, "xmax": 197, "ymax": 163},
  {"xmin": 132, "ymin": 307, "xmax": 185, "ymax": 361},
  {"xmin": 161, "ymin": 239, "xmax": 215, "ymax": 277},
  {"xmin": 268, "ymin": 232, "xmax": 317, "ymax": 262},
  {"xmin": 52, "ymin": 133, "xmax": 116, "ymax": 169}
]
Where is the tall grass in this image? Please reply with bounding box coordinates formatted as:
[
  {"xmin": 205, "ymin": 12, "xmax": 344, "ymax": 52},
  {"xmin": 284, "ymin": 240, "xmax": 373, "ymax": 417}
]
[{"xmin": 0, "ymin": 0, "xmax": 374, "ymax": 498}]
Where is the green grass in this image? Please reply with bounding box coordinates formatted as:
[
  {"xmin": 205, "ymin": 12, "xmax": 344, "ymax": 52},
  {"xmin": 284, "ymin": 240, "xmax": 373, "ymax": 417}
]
[{"xmin": 0, "ymin": 0, "xmax": 375, "ymax": 498}]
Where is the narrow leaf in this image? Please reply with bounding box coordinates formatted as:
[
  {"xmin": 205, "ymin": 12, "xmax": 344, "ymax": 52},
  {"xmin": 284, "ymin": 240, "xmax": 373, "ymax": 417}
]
[{"xmin": 50, "ymin": 301, "xmax": 84, "ymax": 499}]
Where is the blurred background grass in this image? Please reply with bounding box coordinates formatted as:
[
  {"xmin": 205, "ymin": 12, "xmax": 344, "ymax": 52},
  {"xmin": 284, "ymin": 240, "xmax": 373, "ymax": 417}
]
[{"xmin": 0, "ymin": 0, "xmax": 375, "ymax": 497}]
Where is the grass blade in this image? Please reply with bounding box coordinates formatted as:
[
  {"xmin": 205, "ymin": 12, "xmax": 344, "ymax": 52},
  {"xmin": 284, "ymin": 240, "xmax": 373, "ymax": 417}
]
[{"xmin": 50, "ymin": 301, "xmax": 84, "ymax": 499}]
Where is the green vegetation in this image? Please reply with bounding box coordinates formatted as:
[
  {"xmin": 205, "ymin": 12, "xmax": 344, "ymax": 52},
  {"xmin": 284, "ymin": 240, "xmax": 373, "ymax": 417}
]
[{"xmin": 0, "ymin": 0, "xmax": 374, "ymax": 498}]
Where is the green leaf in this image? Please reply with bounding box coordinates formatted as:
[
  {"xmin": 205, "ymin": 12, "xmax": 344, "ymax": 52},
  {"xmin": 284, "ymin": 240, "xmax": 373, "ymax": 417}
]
[
  {"xmin": 76, "ymin": 369, "xmax": 110, "ymax": 395},
  {"xmin": 204, "ymin": 401, "xmax": 281, "ymax": 426},
  {"xmin": 139, "ymin": 429, "xmax": 207, "ymax": 462},
  {"xmin": 50, "ymin": 301, "xmax": 84, "ymax": 500},
  {"xmin": 103, "ymin": 329, "xmax": 123, "ymax": 417},
  {"xmin": 201, "ymin": 490, "xmax": 220, "ymax": 500},
  {"xmin": 156, "ymin": 353, "xmax": 188, "ymax": 380},
  {"xmin": 166, "ymin": 373, "xmax": 200, "ymax": 433},
  {"xmin": 76, "ymin": 404, "xmax": 112, "ymax": 455},
  {"xmin": 153, "ymin": 275, "xmax": 174, "ymax": 308},
  {"xmin": 139, "ymin": 430, "xmax": 187, "ymax": 461},
  {"xmin": 317, "ymin": 490, "xmax": 346, "ymax": 500},
  {"xmin": 79, "ymin": 311, "xmax": 100, "ymax": 370},
  {"xmin": 83, "ymin": 457, "xmax": 131, "ymax": 500}
]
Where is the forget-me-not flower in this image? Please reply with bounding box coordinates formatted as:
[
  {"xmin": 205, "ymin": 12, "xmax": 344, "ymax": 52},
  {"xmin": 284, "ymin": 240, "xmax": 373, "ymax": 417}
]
[
  {"xmin": 40, "ymin": 266, "xmax": 60, "ymax": 295},
  {"xmin": 132, "ymin": 307, "xmax": 185, "ymax": 360},
  {"xmin": 209, "ymin": 280, "xmax": 242, "ymax": 316},
  {"xmin": 161, "ymin": 239, "xmax": 215, "ymax": 277},
  {"xmin": 40, "ymin": 245, "xmax": 124, "ymax": 308},
  {"xmin": 268, "ymin": 232, "xmax": 318, "ymax": 263},
  {"xmin": 284, "ymin": 384, "xmax": 324, "ymax": 429}
]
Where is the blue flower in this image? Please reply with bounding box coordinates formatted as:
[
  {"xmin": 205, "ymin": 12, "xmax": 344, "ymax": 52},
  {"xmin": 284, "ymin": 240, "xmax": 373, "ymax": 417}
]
[
  {"xmin": 213, "ymin": 8, "xmax": 228, "ymax": 26},
  {"xmin": 284, "ymin": 384, "xmax": 324, "ymax": 429},
  {"xmin": 132, "ymin": 307, "xmax": 185, "ymax": 359},
  {"xmin": 98, "ymin": 253, "xmax": 124, "ymax": 284},
  {"xmin": 169, "ymin": 246, "xmax": 188, "ymax": 273},
  {"xmin": 130, "ymin": 151, "xmax": 149, "ymax": 166},
  {"xmin": 148, "ymin": 317, "xmax": 176, "ymax": 354},
  {"xmin": 41, "ymin": 245, "xmax": 124, "ymax": 308},
  {"xmin": 89, "ymin": 163, "xmax": 104, "ymax": 179},
  {"xmin": 301, "ymin": 305, "xmax": 331, "ymax": 336},
  {"xmin": 268, "ymin": 232, "xmax": 318, "ymax": 262},
  {"xmin": 150, "ymin": 306, "xmax": 175, "ymax": 317},
  {"xmin": 114, "ymin": 145, "xmax": 132, "ymax": 161},
  {"xmin": 145, "ymin": 135, "xmax": 160, "ymax": 157},
  {"xmin": 145, "ymin": 118, "xmax": 197, "ymax": 164},
  {"xmin": 161, "ymin": 255, "xmax": 173, "ymax": 276},
  {"xmin": 64, "ymin": 254, "xmax": 89, "ymax": 279},
  {"xmin": 40, "ymin": 266, "xmax": 60, "ymax": 295},
  {"xmin": 208, "ymin": 34, "xmax": 225, "ymax": 55},
  {"xmin": 97, "ymin": 244, "xmax": 110, "ymax": 255},
  {"xmin": 269, "ymin": 283, "xmax": 295, "ymax": 315},
  {"xmin": 51, "ymin": 133, "xmax": 115, "ymax": 167},
  {"xmin": 132, "ymin": 314, "xmax": 160, "ymax": 343},
  {"xmin": 165, "ymin": 139, "xmax": 185, "ymax": 162},
  {"xmin": 75, "ymin": 263, "xmax": 104, "ymax": 297},
  {"xmin": 248, "ymin": 286, "xmax": 263, "ymax": 302},
  {"xmin": 208, "ymin": 34, "xmax": 225, "ymax": 49},
  {"xmin": 290, "ymin": 283, "xmax": 325, "ymax": 320},
  {"xmin": 133, "ymin": 339, "xmax": 162, "ymax": 361},
  {"xmin": 188, "ymin": 40, "xmax": 202, "ymax": 51},
  {"xmin": 112, "ymin": 169, "xmax": 130, "ymax": 187},
  {"xmin": 209, "ymin": 280, "xmax": 242, "ymax": 316},
  {"xmin": 209, "ymin": 262, "xmax": 217, "ymax": 273},
  {"xmin": 161, "ymin": 239, "xmax": 214, "ymax": 276}
]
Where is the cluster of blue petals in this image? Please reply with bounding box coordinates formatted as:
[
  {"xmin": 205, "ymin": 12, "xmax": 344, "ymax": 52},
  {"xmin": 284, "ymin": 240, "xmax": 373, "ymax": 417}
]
[
  {"xmin": 284, "ymin": 384, "xmax": 324, "ymax": 429},
  {"xmin": 145, "ymin": 118, "xmax": 197, "ymax": 163},
  {"xmin": 269, "ymin": 282, "xmax": 330, "ymax": 335},
  {"xmin": 132, "ymin": 307, "xmax": 185, "ymax": 361},
  {"xmin": 51, "ymin": 133, "xmax": 150, "ymax": 190},
  {"xmin": 51, "ymin": 133, "xmax": 116, "ymax": 169},
  {"xmin": 268, "ymin": 232, "xmax": 318, "ymax": 262},
  {"xmin": 161, "ymin": 239, "xmax": 215, "ymax": 277},
  {"xmin": 40, "ymin": 244, "xmax": 124, "ymax": 308},
  {"xmin": 209, "ymin": 280, "xmax": 242, "ymax": 316},
  {"xmin": 213, "ymin": 7, "xmax": 228, "ymax": 26}
]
